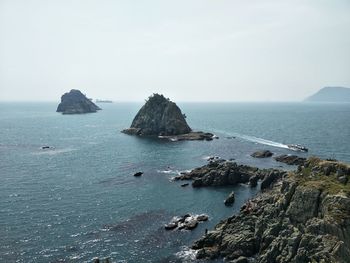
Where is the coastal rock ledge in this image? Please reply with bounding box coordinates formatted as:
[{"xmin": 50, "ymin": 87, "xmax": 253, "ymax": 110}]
[
  {"xmin": 56, "ymin": 89, "xmax": 101, "ymax": 114},
  {"xmin": 192, "ymin": 157, "xmax": 350, "ymax": 262},
  {"xmin": 122, "ymin": 93, "xmax": 215, "ymax": 141}
]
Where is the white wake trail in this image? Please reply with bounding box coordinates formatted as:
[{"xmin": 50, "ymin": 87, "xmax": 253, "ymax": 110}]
[{"xmin": 213, "ymin": 129, "xmax": 289, "ymax": 149}]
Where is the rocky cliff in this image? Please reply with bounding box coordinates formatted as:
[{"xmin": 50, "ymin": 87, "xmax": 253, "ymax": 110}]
[
  {"xmin": 191, "ymin": 157, "xmax": 350, "ymax": 262},
  {"xmin": 56, "ymin": 89, "xmax": 101, "ymax": 114}
]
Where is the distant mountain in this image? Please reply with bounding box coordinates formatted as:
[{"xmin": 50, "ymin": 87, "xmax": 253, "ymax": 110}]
[{"xmin": 305, "ymin": 87, "xmax": 350, "ymax": 102}]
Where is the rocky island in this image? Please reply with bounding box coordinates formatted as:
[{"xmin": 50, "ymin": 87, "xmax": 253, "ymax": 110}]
[
  {"xmin": 189, "ymin": 157, "xmax": 350, "ymax": 262},
  {"xmin": 122, "ymin": 93, "xmax": 215, "ymax": 141},
  {"xmin": 305, "ymin": 86, "xmax": 350, "ymax": 103},
  {"xmin": 56, "ymin": 89, "xmax": 101, "ymax": 114}
]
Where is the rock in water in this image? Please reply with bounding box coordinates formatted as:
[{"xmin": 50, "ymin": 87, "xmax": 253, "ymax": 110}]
[
  {"xmin": 122, "ymin": 94, "xmax": 191, "ymax": 136},
  {"xmin": 133, "ymin": 172, "xmax": 143, "ymax": 177},
  {"xmin": 56, "ymin": 89, "xmax": 101, "ymax": 114},
  {"xmin": 251, "ymin": 150, "xmax": 273, "ymax": 158},
  {"xmin": 224, "ymin": 191, "xmax": 235, "ymax": 206}
]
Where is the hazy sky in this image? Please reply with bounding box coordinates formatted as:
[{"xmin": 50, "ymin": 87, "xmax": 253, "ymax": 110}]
[{"xmin": 0, "ymin": 0, "xmax": 349, "ymax": 102}]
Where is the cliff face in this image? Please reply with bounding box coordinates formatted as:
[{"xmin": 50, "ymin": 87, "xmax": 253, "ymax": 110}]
[
  {"xmin": 57, "ymin": 89, "xmax": 101, "ymax": 114},
  {"xmin": 123, "ymin": 94, "xmax": 191, "ymax": 136},
  {"xmin": 192, "ymin": 158, "xmax": 350, "ymax": 263}
]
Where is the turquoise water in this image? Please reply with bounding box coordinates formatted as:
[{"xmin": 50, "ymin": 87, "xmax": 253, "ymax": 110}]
[{"xmin": 0, "ymin": 102, "xmax": 349, "ymax": 262}]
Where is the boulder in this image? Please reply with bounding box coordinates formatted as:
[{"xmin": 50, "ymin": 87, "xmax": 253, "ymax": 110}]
[
  {"xmin": 133, "ymin": 172, "xmax": 143, "ymax": 177},
  {"xmin": 251, "ymin": 150, "xmax": 273, "ymax": 158},
  {"xmin": 56, "ymin": 89, "xmax": 101, "ymax": 114},
  {"xmin": 197, "ymin": 214, "xmax": 209, "ymax": 221},
  {"xmin": 224, "ymin": 191, "xmax": 235, "ymax": 206}
]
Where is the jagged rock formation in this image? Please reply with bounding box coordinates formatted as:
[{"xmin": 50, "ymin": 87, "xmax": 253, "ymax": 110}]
[
  {"xmin": 192, "ymin": 157, "xmax": 350, "ymax": 262},
  {"xmin": 174, "ymin": 159, "xmax": 287, "ymax": 188},
  {"xmin": 122, "ymin": 94, "xmax": 191, "ymax": 136},
  {"xmin": 57, "ymin": 89, "xmax": 101, "ymax": 114}
]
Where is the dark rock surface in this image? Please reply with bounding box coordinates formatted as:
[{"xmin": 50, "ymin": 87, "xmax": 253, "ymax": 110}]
[
  {"xmin": 174, "ymin": 159, "xmax": 286, "ymax": 189},
  {"xmin": 191, "ymin": 158, "xmax": 350, "ymax": 262},
  {"xmin": 56, "ymin": 89, "xmax": 101, "ymax": 114},
  {"xmin": 224, "ymin": 191, "xmax": 235, "ymax": 206},
  {"xmin": 122, "ymin": 94, "xmax": 191, "ymax": 136},
  {"xmin": 251, "ymin": 150, "xmax": 273, "ymax": 158},
  {"xmin": 133, "ymin": 172, "xmax": 143, "ymax": 177},
  {"xmin": 275, "ymin": 154, "xmax": 306, "ymax": 165}
]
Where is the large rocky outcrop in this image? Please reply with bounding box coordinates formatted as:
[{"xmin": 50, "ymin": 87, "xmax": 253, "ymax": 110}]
[
  {"xmin": 191, "ymin": 157, "xmax": 350, "ymax": 262},
  {"xmin": 174, "ymin": 159, "xmax": 287, "ymax": 188},
  {"xmin": 122, "ymin": 94, "xmax": 191, "ymax": 136},
  {"xmin": 56, "ymin": 89, "xmax": 101, "ymax": 114}
]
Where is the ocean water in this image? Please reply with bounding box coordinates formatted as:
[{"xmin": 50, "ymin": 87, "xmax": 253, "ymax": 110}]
[{"xmin": 0, "ymin": 102, "xmax": 349, "ymax": 263}]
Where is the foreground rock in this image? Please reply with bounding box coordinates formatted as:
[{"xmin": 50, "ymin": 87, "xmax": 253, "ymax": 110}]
[
  {"xmin": 164, "ymin": 214, "xmax": 209, "ymax": 231},
  {"xmin": 56, "ymin": 89, "xmax": 101, "ymax": 114},
  {"xmin": 122, "ymin": 94, "xmax": 215, "ymax": 141},
  {"xmin": 275, "ymin": 154, "xmax": 306, "ymax": 165},
  {"xmin": 192, "ymin": 157, "xmax": 350, "ymax": 262},
  {"xmin": 174, "ymin": 159, "xmax": 286, "ymax": 189},
  {"xmin": 251, "ymin": 150, "xmax": 273, "ymax": 158}
]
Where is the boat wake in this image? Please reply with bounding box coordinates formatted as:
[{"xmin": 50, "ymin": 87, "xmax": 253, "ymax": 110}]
[{"xmin": 214, "ymin": 129, "xmax": 289, "ymax": 149}]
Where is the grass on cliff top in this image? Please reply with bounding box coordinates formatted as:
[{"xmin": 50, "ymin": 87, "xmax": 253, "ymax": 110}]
[{"xmin": 292, "ymin": 159, "xmax": 350, "ymax": 196}]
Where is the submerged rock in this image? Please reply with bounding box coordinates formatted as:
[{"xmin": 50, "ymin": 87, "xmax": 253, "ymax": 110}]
[
  {"xmin": 191, "ymin": 157, "xmax": 350, "ymax": 262},
  {"xmin": 56, "ymin": 89, "xmax": 101, "ymax": 114},
  {"xmin": 251, "ymin": 150, "xmax": 273, "ymax": 158},
  {"xmin": 224, "ymin": 191, "xmax": 235, "ymax": 206}
]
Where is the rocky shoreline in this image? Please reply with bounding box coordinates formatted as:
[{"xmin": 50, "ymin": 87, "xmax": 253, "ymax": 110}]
[{"xmin": 189, "ymin": 157, "xmax": 350, "ymax": 262}]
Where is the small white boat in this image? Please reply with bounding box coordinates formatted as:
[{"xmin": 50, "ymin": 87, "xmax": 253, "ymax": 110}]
[{"xmin": 287, "ymin": 144, "xmax": 308, "ymax": 152}]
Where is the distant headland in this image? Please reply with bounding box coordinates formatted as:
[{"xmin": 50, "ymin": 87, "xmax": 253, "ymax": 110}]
[
  {"xmin": 305, "ymin": 87, "xmax": 350, "ymax": 102},
  {"xmin": 122, "ymin": 93, "xmax": 216, "ymax": 141},
  {"xmin": 56, "ymin": 89, "xmax": 101, "ymax": 114}
]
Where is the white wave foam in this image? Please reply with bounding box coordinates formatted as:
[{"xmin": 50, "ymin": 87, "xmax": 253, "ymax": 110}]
[
  {"xmin": 213, "ymin": 129, "xmax": 289, "ymax": 149},
  {"xmin": 32, "ymin": 148, "xmax": 77, "ymax": 156},
  {"xmin": 175, "ymin": 246, "xmax": 197, "ymax": 262}
]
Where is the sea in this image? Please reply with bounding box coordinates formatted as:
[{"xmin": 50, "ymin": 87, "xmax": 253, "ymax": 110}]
[{"xmin": 1, "ymin": 102, "xmax": 349, "ymax": 263}]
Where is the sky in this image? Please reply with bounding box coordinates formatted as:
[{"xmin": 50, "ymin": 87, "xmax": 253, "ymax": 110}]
[{"xmin": 0, "ymin": 0, "xmax": 349, "ymax": 102}]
